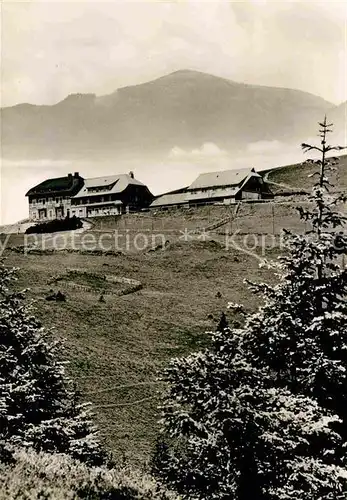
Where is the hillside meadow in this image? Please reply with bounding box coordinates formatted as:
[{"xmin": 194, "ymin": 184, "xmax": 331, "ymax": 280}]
[
  {"xmin": 3, "ymin": 155, "xmax": 347, "ymax": 466},
  {"xmin": 266, "ymin": 153, "xmax": 347, "ymax": 191},
  {"xmin": 4, "ymin": 241, "xmax": 279, "ymax": 465}
]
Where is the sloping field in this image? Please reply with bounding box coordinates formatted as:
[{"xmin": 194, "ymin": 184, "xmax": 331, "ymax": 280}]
[
  {"xmin": 3, "ymin": 157, "xmax": 346, "ymax": 465},
  {"xmin": 0, "ymin": 201, "xmax": 328, "ymax": 255},
  {"xmin": 229, "ymin": 201, "xmax": 313, "ymax": 235},
  {"xmin": 265, "ymin": 153, "xmax": 347, "ymax": 192},
  {"xmin": 87, "ymin": 202, "xmax": 307, "ymax": 239},
  {"xmin": 4, "ymin": 242, "xmax": 278, "ymax": 464},
  {"xmin": 89, "ymin": 205, "xmax": 235, "ymax": 232}
]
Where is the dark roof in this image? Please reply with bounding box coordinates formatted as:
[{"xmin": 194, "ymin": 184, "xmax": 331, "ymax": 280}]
[{"xmin": 26, "ymin": 174, "xmax": 84, "ymax": 197}]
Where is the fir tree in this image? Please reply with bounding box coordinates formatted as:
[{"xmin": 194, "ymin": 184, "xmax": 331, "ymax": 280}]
[
  {"xmin": 245, "ymin": 118, "xmax": 347, "ymax": 434},
  {"xmin": 154, "ymin": 120, "xmax": 347, "ymax": 498},
  {"xmin": 0, "ymin": 262, "xmax": 105, "ymax": 465},
  {"xmin": 156, "ymin": 326, "xmax": 346, "ymax": 499}
]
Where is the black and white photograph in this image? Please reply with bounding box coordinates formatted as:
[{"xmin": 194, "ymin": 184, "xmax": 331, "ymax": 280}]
[{"xmin": 0, "ymin": 0, "xmax": 347, "ymax": 498}]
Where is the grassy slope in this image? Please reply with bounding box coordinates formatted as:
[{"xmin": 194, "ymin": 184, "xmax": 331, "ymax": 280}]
[
  {"xmin": 5, "ymin": 242, "xmax": 278, "ymax": 465},
  {"xmin": 265, "ymin": 154, "xmax": 347, "ymax": 191},
  {"xmin": 3, "ymin": 156, "xmax": 346, "ymax": 464}
]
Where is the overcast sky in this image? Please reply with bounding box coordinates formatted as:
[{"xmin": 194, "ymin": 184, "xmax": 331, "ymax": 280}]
[{"xmin": 2, "ymin": 0, "xmax": 347, "ymax": 107}]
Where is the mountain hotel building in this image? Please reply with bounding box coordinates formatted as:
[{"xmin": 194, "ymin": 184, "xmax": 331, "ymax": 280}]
[{"xmin": 26, "ymin": 172, "xmax": 153, "ymax": 221}]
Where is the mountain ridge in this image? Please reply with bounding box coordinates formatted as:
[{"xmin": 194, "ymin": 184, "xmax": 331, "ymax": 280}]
[
  {"xmin": 3, "ymin": 70, "xmax": 339, "ymax": 109},
  {"xmin": 1, "ymin": 70, "xmax": 344, "ymax": 160}
]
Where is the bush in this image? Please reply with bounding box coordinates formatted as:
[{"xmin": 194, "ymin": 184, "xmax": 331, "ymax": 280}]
[
  {"xmin": 25, "ymin": 216, "xmax": 83, "ymax": 234},
  {"xmin": 0, "ymin": 448, "xmax": 177, "ymax": 500}
]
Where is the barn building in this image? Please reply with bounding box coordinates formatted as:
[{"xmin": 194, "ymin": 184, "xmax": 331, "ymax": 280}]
[
  {"xmin": 150, "ymin": 168, "xmax": 273, "ymax": 210},
  {"xmin": 71, "ymin": 172, "xmax": 153, "ymax": 217},
  {"xmin": 186, "ymin": 167, "xmax": 272, "ymax": 205},
  {"xmin": 25, "ymin": 172, "xmax": 84, "ymax": 221}
]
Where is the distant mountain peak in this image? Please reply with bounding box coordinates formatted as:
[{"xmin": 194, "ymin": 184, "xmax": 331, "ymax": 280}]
[
  {"xmin": 168, "ymin": 69, "xmax": 212, "ymax": 77},
  {"xmin": 153, "ymin": 68, "xmax": 232, "ymax": 83},
  {"xmin": 1, "ymin": 70, "xmax": 341, "ymax": 161}
]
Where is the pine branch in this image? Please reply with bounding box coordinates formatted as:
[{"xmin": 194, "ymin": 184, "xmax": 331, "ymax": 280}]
[{"xmin": 301, "ymin": 143, "xmax": 323, "ymax": 153}]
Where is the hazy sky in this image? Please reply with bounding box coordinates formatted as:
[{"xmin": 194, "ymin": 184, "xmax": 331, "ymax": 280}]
[{"xmin": 2, "ymin": 0, "xmax": 347, "ymax": 107}]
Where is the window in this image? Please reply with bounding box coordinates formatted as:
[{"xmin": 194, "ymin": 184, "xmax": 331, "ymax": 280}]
[
  {"xmin": 48, "ymin": 197, "xmax": 53, "ymax": 202},
  {"xmin": 32, "ymin": 198, "xmax": 36, "ymax": 205}
]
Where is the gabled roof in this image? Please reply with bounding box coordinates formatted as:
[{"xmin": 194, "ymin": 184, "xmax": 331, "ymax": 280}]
[
  {"xmin": 73, "ymin": 174, "xmax": 145, "ymax": 198},
  {"xmin": 26, "ymin": 174, "xmax": 84, "ymax": 197},
  {"xmin": 188, "ymin": 167, "xmax": 260, "ymax": 190}
]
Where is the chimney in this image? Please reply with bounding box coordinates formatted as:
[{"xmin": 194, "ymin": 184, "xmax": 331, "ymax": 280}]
[
  {"xmin": 74, "ymin": 172, "xmax": 79, "ymax": 178},
  {"xmin": 68, "ymin": 173, "xmax": 72, "ymax": 178},
  {"xmin": 129, "ymin": 171, "xmax": 134, "ymax": 179}
]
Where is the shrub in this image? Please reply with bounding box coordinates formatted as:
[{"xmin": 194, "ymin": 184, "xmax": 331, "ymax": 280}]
[
  {"xmin": 25, "ymin": 216, "xmax": 83, "ymax": 234},
  {"xmin": 0, "ymin": 447, "xmax": 177, "ymax": 500}
]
